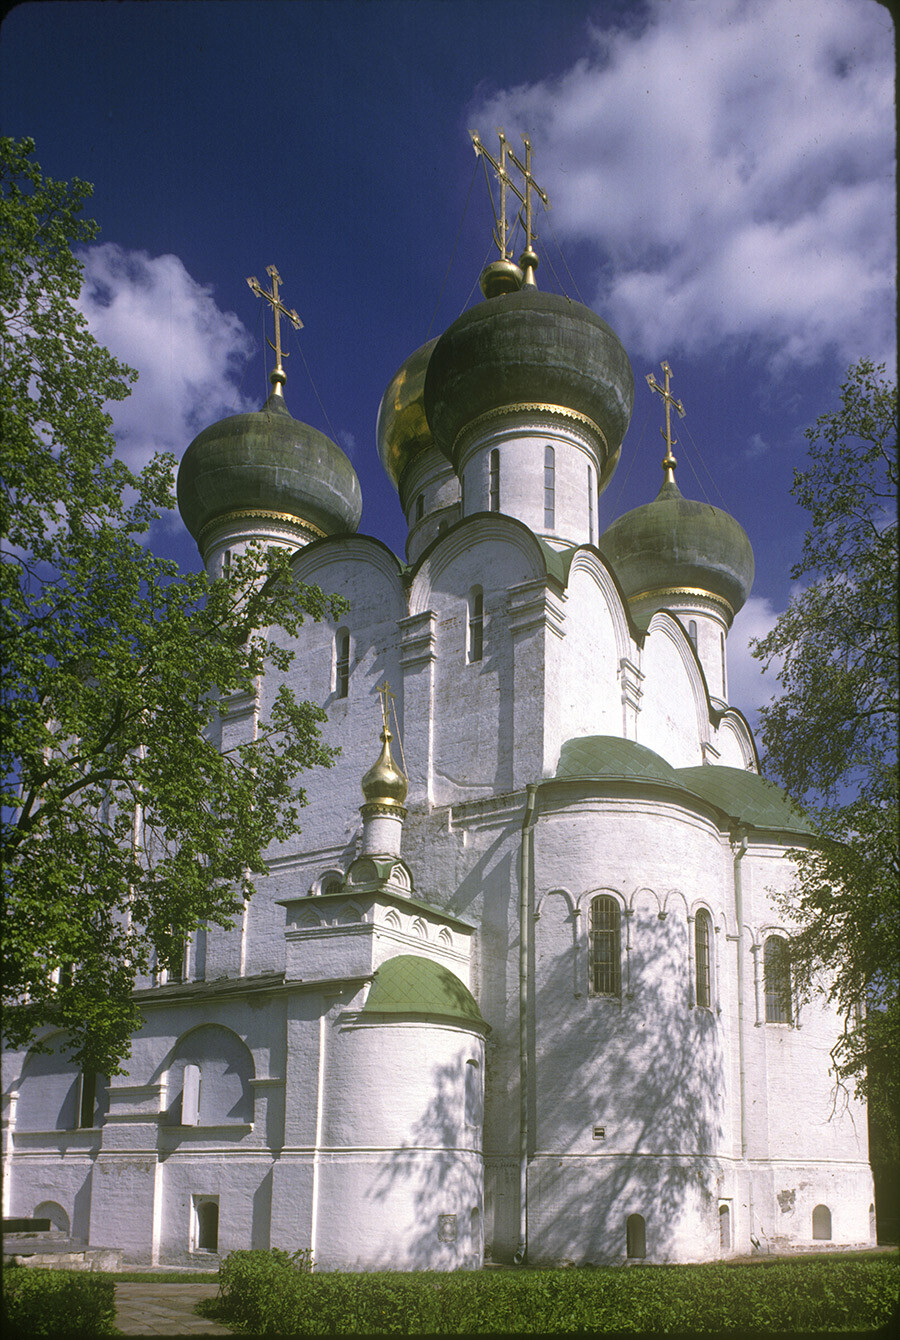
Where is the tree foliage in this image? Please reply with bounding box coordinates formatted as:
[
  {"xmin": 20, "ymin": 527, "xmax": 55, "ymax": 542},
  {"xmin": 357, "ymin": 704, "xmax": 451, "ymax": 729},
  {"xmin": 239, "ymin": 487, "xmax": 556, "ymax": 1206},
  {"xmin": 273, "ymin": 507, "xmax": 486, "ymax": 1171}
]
[
  {"xmin": 1, "ymin": 138, "xmax": 345, "ymax": 1073},
  {"xmin": 752, "ymin": 360, "xmax": 898, "ymax": 1126}
]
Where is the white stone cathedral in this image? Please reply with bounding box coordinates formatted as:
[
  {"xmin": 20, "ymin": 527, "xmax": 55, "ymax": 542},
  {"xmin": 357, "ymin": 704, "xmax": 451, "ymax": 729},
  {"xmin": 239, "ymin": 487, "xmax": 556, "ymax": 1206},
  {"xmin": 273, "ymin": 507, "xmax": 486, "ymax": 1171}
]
[{"xmin": 2, "ymin": 193, "xmax": 875, "ymax": 1269}]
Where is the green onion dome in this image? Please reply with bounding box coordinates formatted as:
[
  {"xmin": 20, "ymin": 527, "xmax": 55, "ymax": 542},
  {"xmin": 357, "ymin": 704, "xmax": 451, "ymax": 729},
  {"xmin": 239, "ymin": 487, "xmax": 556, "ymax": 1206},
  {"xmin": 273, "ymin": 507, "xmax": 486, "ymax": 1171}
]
[
  {"xmin": 177, "ymin": 388, "xmax": 362, "ymax": 547},
  {"xmin": 376, "ymin": 339, "xmax": 439, "ymax": 492},
  {"xmin": 598, "ymin": 476, "xmax": 754, "ymax": 620},
  {"xmin": 422, "ymin": 288, "xmax": 634, "ymax": 488}
]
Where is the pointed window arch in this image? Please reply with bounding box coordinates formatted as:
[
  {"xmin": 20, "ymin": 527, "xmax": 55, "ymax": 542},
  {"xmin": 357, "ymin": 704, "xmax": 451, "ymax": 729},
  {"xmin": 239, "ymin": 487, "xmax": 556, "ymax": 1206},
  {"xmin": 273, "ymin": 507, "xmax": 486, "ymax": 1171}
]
[{"xmin": 589, "ymin": 895, "xmax": 621, "ymax": 997}]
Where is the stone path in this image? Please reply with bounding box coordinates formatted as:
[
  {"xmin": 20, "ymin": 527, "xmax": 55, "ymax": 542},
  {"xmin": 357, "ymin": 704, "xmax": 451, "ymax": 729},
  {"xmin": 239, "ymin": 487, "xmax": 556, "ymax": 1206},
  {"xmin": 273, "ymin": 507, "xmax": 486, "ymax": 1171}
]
[{"xmin": 114, "ymin": 1281, "xmax": 233, "ymax": 1336}]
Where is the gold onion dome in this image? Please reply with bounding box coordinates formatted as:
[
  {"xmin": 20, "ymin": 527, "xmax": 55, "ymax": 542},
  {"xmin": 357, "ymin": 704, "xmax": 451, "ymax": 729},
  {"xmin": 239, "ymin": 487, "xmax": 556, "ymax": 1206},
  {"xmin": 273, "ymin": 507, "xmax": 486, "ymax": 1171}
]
[
  {"xmin": 361, "ymin": 727, "xmax": 408, "ymax": 809},
  {"xmin": 375, "ymin": 338, "xmax": 439, "ymax": 493}
]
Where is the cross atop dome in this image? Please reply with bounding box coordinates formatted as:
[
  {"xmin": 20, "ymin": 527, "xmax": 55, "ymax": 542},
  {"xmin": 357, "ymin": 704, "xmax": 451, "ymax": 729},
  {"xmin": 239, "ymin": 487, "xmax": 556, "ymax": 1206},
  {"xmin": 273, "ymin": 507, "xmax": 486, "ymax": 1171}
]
[
  {"xmin": 646, "ymin": 360, "xmax": 686, "ymax": 484},
  {"xmin": 471, "ymin": 130, "xmax": 550, "ymax": 293},
  {"xmin": 247, "ymin": 265, "xmax": 303, "ymax": 395}
]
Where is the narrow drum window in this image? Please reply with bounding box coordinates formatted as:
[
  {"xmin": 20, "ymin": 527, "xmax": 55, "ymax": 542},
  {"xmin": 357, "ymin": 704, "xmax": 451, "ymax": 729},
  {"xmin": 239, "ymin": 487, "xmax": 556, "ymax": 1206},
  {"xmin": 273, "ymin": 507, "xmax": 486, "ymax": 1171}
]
[
  {"xmin": 764, "ymin": 936, "xmax": 792, "ymax": 1023},
  {"xmin": 590, "ymin": 895, "xmax": 621, "ymax": 996},
  {"xmin": 415, "ymin": 493, "xmax": 424, "ymax": 522},
  {"xmin": 688, "ymin": 619, "xmax": 698, "ymax": 649},
  {"xmin": 335, "ymin": 629, "xmax": 350, "ymax": 698},
  {"xmin": 544, "ymin": 445, "xmax": 555, "ymax": 529},
  {"xmin": 489, "ymin": 450, "xmax": 500, "ymax": 512},
  {"xmin": 587, "ymin": 463, "xmax": 595, "ymax": 545},
  {"xmin": 695, "ymin": 909, "xmax": 712, "ymax": 1008},
  {"xmin": 468, "ymin": 587, "xmax": 483, "ymax": 664},
  {"xmin": 721, "ymin": 631, "xmax": 727, "ymax": 696}
]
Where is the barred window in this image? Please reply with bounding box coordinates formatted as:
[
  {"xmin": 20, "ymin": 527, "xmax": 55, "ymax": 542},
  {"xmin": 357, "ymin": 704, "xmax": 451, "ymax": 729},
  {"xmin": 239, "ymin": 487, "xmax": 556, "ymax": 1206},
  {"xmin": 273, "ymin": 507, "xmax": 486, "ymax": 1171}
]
[
  {"xmin": 764, "ymin": 935, "xmax": 792, "ymax": 1023},
  {"xmin": 695, "ymin": 909, "xmax": 712, "ymax": 1008},
  {"xmin": 590, "ymin": 895, "xmax": 621, "ymax": 996}
]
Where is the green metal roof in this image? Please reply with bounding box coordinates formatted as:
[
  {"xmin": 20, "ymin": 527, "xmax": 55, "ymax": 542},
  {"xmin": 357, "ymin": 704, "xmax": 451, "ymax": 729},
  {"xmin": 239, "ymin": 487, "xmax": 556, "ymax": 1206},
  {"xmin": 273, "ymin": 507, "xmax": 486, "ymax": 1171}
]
[
  {"xmin": 676, "ymin": 764, "xmax": 813, "ymax": 835},
  {"xmin": 361, "ymin": 955, "xmax": 486, "ymax": 1026},
  {"xmin": 537, "ymin": 538, "xmax": 577, "ymax": 587},
  {"xmin": 556, "ymin": 735, "xmax": 686, "ymax": 789},
  {"xmin": 553, "ymin": 735, "xmax": 812, "ymax": 836}
]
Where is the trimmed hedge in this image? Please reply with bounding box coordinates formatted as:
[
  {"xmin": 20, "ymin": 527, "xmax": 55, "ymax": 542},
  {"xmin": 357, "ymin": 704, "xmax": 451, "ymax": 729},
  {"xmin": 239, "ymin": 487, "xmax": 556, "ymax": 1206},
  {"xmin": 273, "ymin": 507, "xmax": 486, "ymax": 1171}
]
[
  {"xmin": 208, "ymin": 1249, "xmax": 900, "ymax": 1334},
  {"xmin": 2, "ymin": 1266, "xmax": 117, "ymax": 1337}
]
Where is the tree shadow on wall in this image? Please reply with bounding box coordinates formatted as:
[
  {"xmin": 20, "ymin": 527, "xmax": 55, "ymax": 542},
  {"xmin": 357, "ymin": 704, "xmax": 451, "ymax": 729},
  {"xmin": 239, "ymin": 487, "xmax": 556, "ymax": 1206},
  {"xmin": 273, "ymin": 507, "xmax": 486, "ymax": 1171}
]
[
  {"xmin": 365, "ymin": 1047, "xmax": 483, "ymax": 1272},
  {"xmin": 526, "ymin": 894, "xmax": 728, "ymax": 1264}
]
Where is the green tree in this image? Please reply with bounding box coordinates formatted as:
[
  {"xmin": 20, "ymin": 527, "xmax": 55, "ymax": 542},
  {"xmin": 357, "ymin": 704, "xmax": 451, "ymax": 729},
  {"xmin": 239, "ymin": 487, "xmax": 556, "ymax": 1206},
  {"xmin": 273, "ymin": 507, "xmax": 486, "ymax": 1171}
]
[
  {"xmin": 1, "ymin": 137, "xmax": 344, "ymax": 1074},
  {"xmin": 751, "ymin": 360, "xmax": 898, "ymax": 1127}
]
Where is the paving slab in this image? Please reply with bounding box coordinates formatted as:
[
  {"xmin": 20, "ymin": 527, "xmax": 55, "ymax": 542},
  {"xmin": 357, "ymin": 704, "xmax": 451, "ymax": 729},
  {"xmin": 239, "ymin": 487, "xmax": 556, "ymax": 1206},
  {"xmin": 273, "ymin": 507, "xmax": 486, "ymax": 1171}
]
[{"xmin": 114, "ymin": 1282, "xmax": 233, "ymax": 1336}]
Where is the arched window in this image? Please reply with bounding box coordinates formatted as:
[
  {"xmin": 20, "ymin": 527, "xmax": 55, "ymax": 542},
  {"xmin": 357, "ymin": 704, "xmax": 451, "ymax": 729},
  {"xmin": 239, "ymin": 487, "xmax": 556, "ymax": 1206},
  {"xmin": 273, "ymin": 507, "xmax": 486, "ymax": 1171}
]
[
  {"xmin": 718, "ymin": 1202, "xmax": 731, "ymax": 1251},
  {"xmin": 335, "ymin": 629, "xmax": 350, "ymax": 698},
  {"xmin": 589, "ymin": 896, "xmax": 621, "ymax": 997},
  {"xmin": 468, "ymin": 587, "xmax": 483, "ymax": 663},
  {"xmin": 812, "ymin": 1204, "xmax": 832, "ymax": 1240},
  {"xmin": 764, "ymin": 936, "xmax": 793, "ymax": 1023},
  {"xmin": 167, "ymin": 1025, "xmax": 254, "ymax": 1126},
  {"xmin": 688, "ymin": 619, "xmax": 698, "ymax": 649},
  {"xmin": 489, "ymin": 450, "xmax": 500, "ymax": 512},
  {"xmin": 695, "ymin": 909, "xmax": 712, "ymax": 1008},
  {"xmin": 544, "ymin": 445, "xmax": 555, "ymax": 529},
  {"xmin": 720, "ymin": 631, "xmax": 727, "ymax": 696},
  {"xmin": 626, "ymin": 1213, "xmax": 646, "ymax": 1258}
]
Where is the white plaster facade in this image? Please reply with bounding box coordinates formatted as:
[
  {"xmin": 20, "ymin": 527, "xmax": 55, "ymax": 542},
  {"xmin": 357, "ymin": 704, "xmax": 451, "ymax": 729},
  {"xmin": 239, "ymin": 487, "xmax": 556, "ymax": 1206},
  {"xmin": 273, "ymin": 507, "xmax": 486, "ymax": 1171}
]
[{"xmin": 2, "ymin": 276, "xmax": 874, "ymax": 1272}]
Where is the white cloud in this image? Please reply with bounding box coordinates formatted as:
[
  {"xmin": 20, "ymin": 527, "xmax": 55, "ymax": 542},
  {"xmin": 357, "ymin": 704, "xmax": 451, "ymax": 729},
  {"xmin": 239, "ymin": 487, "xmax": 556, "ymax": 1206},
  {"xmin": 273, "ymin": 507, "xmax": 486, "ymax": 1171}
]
[
  {"xmin": 471, "ymin": 0, "xmax": 895, "ymax": 371},
  {"xmin": 728, "ymin": 593, "xmax": 782, "ymax": 729},
  {"xmin": 76, "ymin": 244, "xmax": 256, "ymax": 473}
]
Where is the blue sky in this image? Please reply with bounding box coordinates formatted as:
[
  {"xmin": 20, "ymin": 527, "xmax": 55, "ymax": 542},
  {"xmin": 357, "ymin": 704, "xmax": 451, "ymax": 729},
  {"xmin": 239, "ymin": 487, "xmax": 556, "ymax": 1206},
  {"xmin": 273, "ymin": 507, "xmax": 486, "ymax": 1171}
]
[{"xmin": 1, "ymin": 0, "xmax": 895, "ymax": 725}]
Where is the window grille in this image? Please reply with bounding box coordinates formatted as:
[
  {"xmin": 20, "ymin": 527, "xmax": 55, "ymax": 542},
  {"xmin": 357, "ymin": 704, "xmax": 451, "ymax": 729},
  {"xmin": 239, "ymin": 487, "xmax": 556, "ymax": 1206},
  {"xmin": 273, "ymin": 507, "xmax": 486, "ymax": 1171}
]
[
  {"xmin": 695, "ymin": 909, "xmax": 712, "ymax": 1007},
  {"xmin": 489, "ymin": 450, "xmax": 500, "ymax": 512},
  {"xmin": 544, "ymin": 445, "xmax": 555, "ymax": 529},
  {"xmin": 764, "ymin": 936, "xmax": 792, "ymax": 1023},
  {"xmin": 590, "ymin": 895, "xmax": 621, "ymax": 996}
]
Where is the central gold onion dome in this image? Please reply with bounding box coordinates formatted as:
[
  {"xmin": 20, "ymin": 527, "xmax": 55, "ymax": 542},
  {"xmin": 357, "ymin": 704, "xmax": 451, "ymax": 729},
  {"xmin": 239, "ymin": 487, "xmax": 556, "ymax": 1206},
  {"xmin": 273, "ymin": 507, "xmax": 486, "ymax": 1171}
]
[
  {"xmin": 376, "ymin": 338, "xmax": 438, "ymax": 493},
  {"xmin": 361, "ymin": 726, "xmax": 408, "ymax": 809}
]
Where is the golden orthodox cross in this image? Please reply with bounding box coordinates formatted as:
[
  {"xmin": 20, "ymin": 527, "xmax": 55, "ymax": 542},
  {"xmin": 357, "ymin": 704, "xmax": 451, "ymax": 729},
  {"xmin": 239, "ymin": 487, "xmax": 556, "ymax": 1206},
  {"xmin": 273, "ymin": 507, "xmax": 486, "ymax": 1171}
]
[
  {"xmin": 646, "ymin": 360, "xmax": 685, "ymax": 482},
  {"xmin": 470, "ymin": 130, "xmax": 550, "ymax": 264},
  {"xmin": 246, "ymin": 265, "xmax": 303, "ymax": 386},
  {"xmin": 376, "ymin": 680, "xmax": 395, "ymax": 736}
]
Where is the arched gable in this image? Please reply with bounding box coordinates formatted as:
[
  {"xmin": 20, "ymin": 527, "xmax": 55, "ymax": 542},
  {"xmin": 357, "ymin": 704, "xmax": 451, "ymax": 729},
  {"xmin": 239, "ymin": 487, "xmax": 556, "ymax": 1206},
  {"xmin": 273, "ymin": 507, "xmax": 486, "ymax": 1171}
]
[
  {"xmin": 638, "ymin": 611, "xmax": 710, "ymax": 766},
  {"xmin": 408, "ymin": 514, "xmax": 548, "ymax": 617},
  {"xmin": 561, "ymin": 551, "xmax": 636, "ymax": 741},
  {"xmin": 714, "ymin": 709, "xmax": 759, "ymax": 772}
]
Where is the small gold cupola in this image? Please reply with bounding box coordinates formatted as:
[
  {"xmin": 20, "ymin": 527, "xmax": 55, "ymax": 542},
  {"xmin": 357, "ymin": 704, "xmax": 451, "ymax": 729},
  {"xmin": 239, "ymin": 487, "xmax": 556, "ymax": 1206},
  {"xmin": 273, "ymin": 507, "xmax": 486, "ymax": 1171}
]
[{"xmin": 359, "ymin": 683, "xmax": 408, "ymax": 856}]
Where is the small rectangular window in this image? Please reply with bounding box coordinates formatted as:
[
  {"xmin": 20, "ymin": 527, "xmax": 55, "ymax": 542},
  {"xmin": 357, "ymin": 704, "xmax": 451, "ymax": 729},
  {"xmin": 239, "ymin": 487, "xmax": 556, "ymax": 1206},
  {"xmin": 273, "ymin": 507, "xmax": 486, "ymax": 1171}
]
[{"xmin": 544, "ymin": 445, "xmax": 555, "ymax": 529}]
